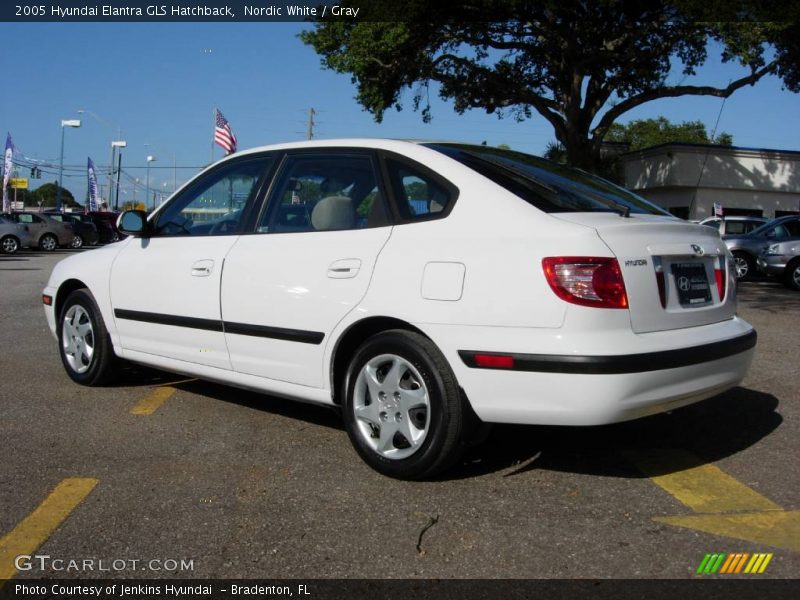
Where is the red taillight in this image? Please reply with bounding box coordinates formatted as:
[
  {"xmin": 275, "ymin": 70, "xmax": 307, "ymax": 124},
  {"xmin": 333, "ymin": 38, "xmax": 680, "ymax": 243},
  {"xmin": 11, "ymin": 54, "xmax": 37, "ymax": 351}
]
[
  {"xmin": 542, "ymin": 257, "xmax": 628, "ymax": 309},
  {"xmin": 715, "ymin": 256, "xmax": 727, "ymax": 301},
  {"xmin": 473, "ymin": 354, "xmax": 515, "ymax": 369}
]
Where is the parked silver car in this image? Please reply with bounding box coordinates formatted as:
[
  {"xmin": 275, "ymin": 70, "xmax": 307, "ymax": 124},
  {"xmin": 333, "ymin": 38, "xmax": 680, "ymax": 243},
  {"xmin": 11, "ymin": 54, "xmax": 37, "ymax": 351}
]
[
  {"xmin": 757, "ymin": 238, "xmax": 800, "ymax": 290},
  {"xmin": 4, "ymin": 212, "xmax": 74, "ymax": 251},
  {"xmin": 0, "ymin": 214, "xmax": 35, "ymax": 254},
  {"xmin": 724, "ymin": 215, "xmax": 800, "ymax": 280},
  {"xmin": 699, "ymin": 216, "xmax": 769, "ymax": 236}
]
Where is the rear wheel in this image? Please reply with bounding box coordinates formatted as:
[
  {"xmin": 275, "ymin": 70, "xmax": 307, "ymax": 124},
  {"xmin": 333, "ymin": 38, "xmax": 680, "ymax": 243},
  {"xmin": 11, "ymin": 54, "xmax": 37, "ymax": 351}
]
[
  {"xmin": 785, "ymin": 259, "xmax": 800, "ymax": 291},
  {"xmin": 70, "ymin": 235, "xmax": 84, "ymax": 249},
  {"xmin": 58, "ymin": 289, "xmax": 118, "ymax": 385},
  {"xmin": 1, "ymin": 235, "xmax": 19, "ymax": 254},
  {"xmin": 39, "ymin": 233, "xmax": 58, "ymax": 252},
  {"xmin": 733, "ymin": 251, "xmax": 754, "ymax": 281},
  {"xmin": 342, "ymin": 330, "xmax": 466, "ymax": 479}
]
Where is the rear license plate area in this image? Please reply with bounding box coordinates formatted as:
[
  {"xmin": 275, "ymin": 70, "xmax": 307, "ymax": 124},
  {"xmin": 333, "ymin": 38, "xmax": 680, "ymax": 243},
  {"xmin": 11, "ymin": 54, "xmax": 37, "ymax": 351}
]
[{"xmin": 671, "ymin": 262, "xmax": 712, "ymax": 307}]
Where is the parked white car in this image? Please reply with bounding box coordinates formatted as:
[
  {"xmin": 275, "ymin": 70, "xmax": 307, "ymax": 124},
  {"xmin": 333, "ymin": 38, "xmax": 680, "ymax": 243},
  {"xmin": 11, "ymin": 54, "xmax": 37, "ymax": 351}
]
[{"xmin": 43, "ymin": 140, "xmax": 756, "ymax": 478}]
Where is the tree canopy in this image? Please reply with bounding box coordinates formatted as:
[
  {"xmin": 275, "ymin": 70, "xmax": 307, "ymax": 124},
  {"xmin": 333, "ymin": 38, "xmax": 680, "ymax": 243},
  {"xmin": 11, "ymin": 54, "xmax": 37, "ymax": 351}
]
[
  {"xmin": 605, "ymin": 117, "xmax": 733, "ymax": 150},
  {"xmin": 301, "ymin": 0, "xmax": 799, "ymax": 172}
]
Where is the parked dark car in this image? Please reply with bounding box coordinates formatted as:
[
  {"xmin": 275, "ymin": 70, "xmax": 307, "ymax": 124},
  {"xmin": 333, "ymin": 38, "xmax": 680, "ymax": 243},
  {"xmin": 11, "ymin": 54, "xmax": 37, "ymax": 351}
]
[
  {"xmin": 44, "ymin": 211, "xmax": 99, "ymax": 248},
  {"xmin": 87, "ymin": 211, "xmax": 125, "ymax": 243},
  {"xmin": 724, "ymin": 215, "xmax": 800, "ymax": 280},
  {"xmin": 4, "ymin": 211, "xmax": 73, "ymax": 250}
]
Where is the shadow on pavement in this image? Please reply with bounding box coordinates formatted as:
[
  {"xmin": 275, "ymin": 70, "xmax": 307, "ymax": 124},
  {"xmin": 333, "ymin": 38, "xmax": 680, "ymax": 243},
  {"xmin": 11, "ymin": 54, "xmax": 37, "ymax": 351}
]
[
  {"xmin": 102, "ymin": 361, "xmax": 782, "ymax": 480},
  {"xmin": 737, "ymin": 279, "xmax": 800, "ymax": 312},
  {"xmin": 444, "ymin": 386, "xmax": 781, "ymax": 480}
]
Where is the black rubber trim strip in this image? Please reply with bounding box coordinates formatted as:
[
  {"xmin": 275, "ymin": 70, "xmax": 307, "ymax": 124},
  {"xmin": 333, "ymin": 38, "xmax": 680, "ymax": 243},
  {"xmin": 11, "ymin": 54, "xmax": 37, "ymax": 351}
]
[
  {"xmin": 113, "ymin": 309, "xmax": 324, "ymax": 345},
  {"xmin": 223, "ymin": 321, "xmax": 324, "ymax": 345},
  {"xmin": 114, "ymin": 308, "xmax": 223, "ymax": 332},
  {"xmin": 458, "ymin": 329, "xmax": 757, "ymax": 374}
]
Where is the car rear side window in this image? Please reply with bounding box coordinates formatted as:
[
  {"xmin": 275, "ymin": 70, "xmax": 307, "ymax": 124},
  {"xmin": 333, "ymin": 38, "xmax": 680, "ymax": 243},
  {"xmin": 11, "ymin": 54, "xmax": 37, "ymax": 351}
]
[
  {"xmin": 427, "ymin": 143, "xmax": 668, "ymax": 216},
  {"xmin": 384, "ymin": 159, "xmax": 453, "ymax": 221}
]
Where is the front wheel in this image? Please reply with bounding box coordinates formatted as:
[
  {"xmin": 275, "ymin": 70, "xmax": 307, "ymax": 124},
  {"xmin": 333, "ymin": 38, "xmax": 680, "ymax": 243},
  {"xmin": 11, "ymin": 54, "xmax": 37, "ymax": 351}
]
[
  {"xmin": 58, "ymin": 289, "xmax": 118, "ymax": 385},
  {"xmin": 342, "ymin": 330, "xmax": 465, "ymax": 479},
  {"xmin": 1, "ymin": 235, "xmax": 19, "ymax": 254},
  {"xmin": 733, "ymin": 251, "xmax": 754, "ymax": 281}
]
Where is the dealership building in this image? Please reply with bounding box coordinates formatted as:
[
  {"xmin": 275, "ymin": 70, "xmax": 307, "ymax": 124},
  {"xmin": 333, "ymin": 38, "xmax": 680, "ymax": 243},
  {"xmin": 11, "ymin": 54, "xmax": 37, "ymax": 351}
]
[{"xmin": 620, "ymin": 143, "xmax": 800, "ymax": 220}]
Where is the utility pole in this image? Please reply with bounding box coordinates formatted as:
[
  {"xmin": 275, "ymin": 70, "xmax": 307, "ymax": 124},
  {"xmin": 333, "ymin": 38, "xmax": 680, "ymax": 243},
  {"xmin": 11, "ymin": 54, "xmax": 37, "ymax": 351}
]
[{"xmin": 306, "ymin": 108, "xmax": 316, "ymax": 140}]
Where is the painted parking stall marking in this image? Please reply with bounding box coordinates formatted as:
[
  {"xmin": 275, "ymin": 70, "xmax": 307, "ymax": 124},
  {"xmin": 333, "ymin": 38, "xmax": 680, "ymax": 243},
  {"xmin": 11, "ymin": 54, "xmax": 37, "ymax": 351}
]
[
  {"xmin": 626, "ymin": 449, "xmax": 800, "ymax": 552},
  {"xmin": 0, "ymin": 478, "xmax": 98, "ymax": 582},
  {"xmin": 130, "ymin": 386, "xmax": 176, "ymax": 416}
]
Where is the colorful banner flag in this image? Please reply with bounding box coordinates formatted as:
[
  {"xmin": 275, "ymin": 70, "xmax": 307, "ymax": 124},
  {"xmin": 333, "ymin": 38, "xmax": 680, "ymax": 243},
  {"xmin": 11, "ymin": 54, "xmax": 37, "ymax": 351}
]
[
  {"xmin": 87, "ymin": 157, "xmax": 99, "ymax": 213},
  {"xmin": 2, "ymin": 133, "xmax": 13, "ymax": 213},
  {"xmin": 214, "ymin": 109, "xmax": 237, "ymax": 155}
]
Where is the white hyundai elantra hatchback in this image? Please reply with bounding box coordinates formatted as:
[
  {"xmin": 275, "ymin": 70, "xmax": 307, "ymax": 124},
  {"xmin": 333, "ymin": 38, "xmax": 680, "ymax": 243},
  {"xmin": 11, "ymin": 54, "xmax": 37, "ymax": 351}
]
[{"xmin": 43, "ymin": 140, "xmax": 756, "ymax": 478}]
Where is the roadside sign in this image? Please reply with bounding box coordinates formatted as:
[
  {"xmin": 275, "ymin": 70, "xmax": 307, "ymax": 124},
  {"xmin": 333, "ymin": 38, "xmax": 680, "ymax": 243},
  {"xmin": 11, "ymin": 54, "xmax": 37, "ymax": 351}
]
[{"xmin": 9, "ymin": 178, "xmax": 28, "ymax": 189}]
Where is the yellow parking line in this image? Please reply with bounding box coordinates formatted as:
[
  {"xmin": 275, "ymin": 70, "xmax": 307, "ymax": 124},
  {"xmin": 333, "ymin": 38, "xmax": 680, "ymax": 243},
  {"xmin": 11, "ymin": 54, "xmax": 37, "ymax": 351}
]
[
  {"xmin": 624, "ymin": 448, "xmax": 780, "ymax": 514},
  {"xmin": 0, "ymin": 478, "xmax": 98, "ymax": 582},
  {"xmin": 130, "ymin": 386, "xmax": 176, "ymax": 415}
]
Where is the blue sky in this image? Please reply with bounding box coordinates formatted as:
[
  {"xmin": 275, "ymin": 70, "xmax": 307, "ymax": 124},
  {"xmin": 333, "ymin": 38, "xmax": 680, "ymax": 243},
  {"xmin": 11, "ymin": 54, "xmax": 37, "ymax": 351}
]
[{"xmin": 1, "ymin": 22, "xmax": 798, "ymax": 203}]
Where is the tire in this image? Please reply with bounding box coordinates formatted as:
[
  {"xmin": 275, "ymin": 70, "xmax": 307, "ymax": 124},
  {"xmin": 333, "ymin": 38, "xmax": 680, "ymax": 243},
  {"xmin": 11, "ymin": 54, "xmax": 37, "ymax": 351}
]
[
  {"xmin": 39, "ymin": 233, "xmax": 58, "ymax": 252},
  {"xmin": 785, "ymin": 259, "xmax": 800, "ymax": 291},
  {"xmin": 1, "ymin": 235, "xmax": 19, "ymax": 254},
  {"xmin": 70, "ymin": 235, "xmax": 84, "ymax": 249},
  {"xmin": 733, "ymin": 251, "xmax": 754, "ymax": 281},
  {"xmin": 342, "ymin": 329, "xmax": 466, "ymax": 479},
  {"xmin": 57, "ymin": 289, "xmax": 118, "ymax": 386}
]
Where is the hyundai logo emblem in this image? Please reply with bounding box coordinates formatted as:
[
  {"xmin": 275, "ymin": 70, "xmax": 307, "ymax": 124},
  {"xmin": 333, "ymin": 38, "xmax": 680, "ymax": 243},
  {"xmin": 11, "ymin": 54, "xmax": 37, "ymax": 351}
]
[
  {"xmin": 691, "ymin": 244, "xmax": 704, "ymax": 256},
  {"xmin": 678, "ymin": 276, "xmax": 691, "ymax": 292}
]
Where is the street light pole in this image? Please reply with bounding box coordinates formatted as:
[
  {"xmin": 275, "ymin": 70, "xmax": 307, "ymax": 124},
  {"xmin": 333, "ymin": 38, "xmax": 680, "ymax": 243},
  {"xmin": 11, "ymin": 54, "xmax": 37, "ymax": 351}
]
[
  {"xmin": 57, "ymin": 119, "xmax": 81, "ymax": 212},
  {"xmin": 146, "ymin": 155, "xmax": 157, "ymax": 212},
  {"xmin": 110, "ymin": 140, "xmax": 127, "ymax": 209}
]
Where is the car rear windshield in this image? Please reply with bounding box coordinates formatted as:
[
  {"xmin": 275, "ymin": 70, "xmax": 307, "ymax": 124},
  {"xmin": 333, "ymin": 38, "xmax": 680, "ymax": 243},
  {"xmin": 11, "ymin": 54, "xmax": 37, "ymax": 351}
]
[{"xmin": 425, "ymin": 143, "xmax": 669, "ymax": 216}]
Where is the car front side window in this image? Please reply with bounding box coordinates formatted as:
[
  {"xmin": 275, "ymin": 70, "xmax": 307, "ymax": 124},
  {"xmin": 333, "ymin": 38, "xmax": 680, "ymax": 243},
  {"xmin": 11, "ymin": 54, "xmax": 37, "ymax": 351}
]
[{"xmin": 153, "ymin": 157, "xmax": 271, "ymax": 237}]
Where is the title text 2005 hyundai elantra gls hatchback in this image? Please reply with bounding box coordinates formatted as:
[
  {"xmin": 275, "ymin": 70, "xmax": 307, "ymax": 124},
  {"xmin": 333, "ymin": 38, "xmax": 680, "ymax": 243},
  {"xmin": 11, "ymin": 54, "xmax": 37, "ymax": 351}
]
[{"xmin": 43, "ymin": 140, "xmax": 756, "ymax": 479}]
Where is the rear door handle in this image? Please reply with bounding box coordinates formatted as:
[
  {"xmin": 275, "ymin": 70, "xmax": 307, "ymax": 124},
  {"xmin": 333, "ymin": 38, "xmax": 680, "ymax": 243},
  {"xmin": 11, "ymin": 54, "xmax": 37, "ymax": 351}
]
[
  {"xmin": 191, "ymin": 259, "xmax": 214, "ymax": 277},
  {"xmin": 327, "ymin": 258, "xmax": 361, "ymax": 279}
]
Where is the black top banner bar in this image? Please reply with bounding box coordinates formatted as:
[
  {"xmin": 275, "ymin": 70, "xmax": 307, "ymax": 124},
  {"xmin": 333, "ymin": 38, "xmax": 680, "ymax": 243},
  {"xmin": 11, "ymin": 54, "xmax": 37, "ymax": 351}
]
[
  {"xmin": 1, "ymin": 579, "xmax": 798, "ymax": 600},
  {"xmin": 3, "ymin": 1, "xmax": 359, "ymax": 22},
  {"xmin": 3, "ymin": 0, "xmax": 797, "ymax": 22}
]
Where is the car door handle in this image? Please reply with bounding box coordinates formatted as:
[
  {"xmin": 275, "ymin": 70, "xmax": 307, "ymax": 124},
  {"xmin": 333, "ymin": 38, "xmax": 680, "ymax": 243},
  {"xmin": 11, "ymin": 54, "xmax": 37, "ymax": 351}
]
[
  {"xmin": 191, "ymin": 259, "xmax": 214, "ymax": 277},
  {"xmin": 327, "ymin": 258, "xmax": 361, "ymax": 279}
]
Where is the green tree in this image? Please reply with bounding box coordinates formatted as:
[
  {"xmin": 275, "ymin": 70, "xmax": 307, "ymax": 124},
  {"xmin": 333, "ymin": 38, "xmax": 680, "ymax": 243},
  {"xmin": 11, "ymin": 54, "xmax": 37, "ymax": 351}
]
[
  {"xmin": 29, "ymin": 182, "xmax": 79, "ymax": 209},
  {"xmin": 301, "ymin": 1, "xmax": 798, "ymax": 172},
  {"xmin": 605, "ymin": 117, "xmax": 733, "ymax": 150}
]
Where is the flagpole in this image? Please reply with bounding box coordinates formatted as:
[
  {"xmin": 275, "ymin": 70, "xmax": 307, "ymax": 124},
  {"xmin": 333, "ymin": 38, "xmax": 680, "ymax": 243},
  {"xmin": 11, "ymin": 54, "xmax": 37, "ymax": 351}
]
[{"xmin": 211, "ymin": 107, "xmax": 215, "ymax": 164}]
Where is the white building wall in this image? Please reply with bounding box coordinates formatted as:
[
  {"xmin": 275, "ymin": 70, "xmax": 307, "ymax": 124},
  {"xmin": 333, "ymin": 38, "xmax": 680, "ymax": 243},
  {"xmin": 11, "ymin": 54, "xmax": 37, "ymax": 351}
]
[{"xmin": 623, "ymin": 145, "xmax": 800, "ymax": 219}]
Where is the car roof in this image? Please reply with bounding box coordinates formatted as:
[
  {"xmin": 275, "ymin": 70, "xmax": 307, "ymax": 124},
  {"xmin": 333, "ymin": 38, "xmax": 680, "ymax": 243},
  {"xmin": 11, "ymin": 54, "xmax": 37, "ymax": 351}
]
[{"xmin": 224, "ymin": 138, "xmax": 483, "ymax": 162}]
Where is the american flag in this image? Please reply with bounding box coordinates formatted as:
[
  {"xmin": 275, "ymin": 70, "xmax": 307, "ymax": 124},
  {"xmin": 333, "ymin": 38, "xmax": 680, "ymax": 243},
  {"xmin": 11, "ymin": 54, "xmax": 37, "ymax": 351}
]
[{"xmin": 214, "ymin": 109, "xmax": 237, "ymax": 155}]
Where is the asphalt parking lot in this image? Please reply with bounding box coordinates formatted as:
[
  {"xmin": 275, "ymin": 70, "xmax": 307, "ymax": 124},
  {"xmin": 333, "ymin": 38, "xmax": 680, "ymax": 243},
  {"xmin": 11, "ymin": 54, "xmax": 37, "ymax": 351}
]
[{"xmin": 1, "ymin": 248, "xmax": 798, "ymax": 580}]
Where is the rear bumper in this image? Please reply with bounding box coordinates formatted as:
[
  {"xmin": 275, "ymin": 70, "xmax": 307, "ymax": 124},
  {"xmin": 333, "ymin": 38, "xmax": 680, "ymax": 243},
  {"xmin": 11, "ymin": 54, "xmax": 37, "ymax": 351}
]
[
  {"xmin": 422, "ymin": 318, "xmax": 756, "ymax": 426},
  {"xmin": 458, "ymin": 330, "xmax": 756, "ymax": 374}
]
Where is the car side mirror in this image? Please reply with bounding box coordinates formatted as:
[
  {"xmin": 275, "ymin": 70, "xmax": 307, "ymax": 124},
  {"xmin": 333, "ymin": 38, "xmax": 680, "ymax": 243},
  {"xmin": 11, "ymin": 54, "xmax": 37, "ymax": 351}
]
[{"xmin": 117, "ymin": 210, "xmax": 150, "ymax": 237}]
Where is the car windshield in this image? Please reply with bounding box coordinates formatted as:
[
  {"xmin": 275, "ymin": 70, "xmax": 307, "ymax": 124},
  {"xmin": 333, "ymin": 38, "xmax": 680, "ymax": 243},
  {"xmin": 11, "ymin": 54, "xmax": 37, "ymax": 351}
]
[{"xmin": 425, "ymin": 143, "xmax": 669, "ymax": 216}]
